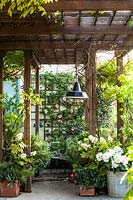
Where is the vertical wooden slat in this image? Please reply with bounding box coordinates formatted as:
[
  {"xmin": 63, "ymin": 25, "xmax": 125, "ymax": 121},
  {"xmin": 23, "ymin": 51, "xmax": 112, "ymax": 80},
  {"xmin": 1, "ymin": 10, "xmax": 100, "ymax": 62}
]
[
  {"xmin": 85, "ymin": 48, "xmax": 96, "ymax": 135},
  {"xmin": 0, "ymin": 55, "xmax": 4, "ymax": 161},
  {"xmin": 35, "ymin": 67, "xmax": 40, "ymax": 135},
  {"xmin": 115, "ymin": 51, "xmax": 124, "ymax": 144},
  {"xmin": 24, "ymin": 50, "xmax": 31, "ymax": 192}
]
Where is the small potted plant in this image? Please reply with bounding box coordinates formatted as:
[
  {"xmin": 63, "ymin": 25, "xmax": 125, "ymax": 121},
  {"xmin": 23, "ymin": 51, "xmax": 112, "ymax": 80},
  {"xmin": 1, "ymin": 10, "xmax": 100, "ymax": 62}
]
[
  {"xmin": 0, "ymin": 163, "xmax": 20, "ymax": 197},
  {"xmin": 75, "ymin": 166, "xmax": 96, "ymax": 196}
]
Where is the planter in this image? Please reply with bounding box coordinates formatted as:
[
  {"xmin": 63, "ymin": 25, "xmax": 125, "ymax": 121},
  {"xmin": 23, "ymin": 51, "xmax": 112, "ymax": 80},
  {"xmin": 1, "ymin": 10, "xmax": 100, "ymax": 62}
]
[
  {"xmin": 0, "ymin": 180, "xmax": 20, "ymax": 197},
  {"xmin": 107, "ymin": 171, "xmax": 130, "ymax": 198},
  {"xmin": 79, "ymin": 185, "xmax": 95, "ymax": 196}
]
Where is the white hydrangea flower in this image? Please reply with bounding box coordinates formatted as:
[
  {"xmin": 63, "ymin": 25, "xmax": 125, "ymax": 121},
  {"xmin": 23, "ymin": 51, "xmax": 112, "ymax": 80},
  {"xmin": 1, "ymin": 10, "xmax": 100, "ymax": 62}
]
[
  {"xmin": 88, "ymin": 135, "xmax": 98, "ymax": 144},
  {"xmin": 96, "ymin": 152, "xmax": 103, "ymax": 161},
  {"xmin": 113, "ymin": 153, "xmax": 122, "ymax": 164},
  {"xmin": 108, "ymin": 148, "xmax": 115, "ymax": 156},
  {"xmin": 100, "ymin": 137, "xmax": 106, "ymax": 143},
  {"xmin": 112, "ymin": 160, "xmax": 119, "ymax": 169},
  {"xmin": 121, "ymin": 155, "xmax": 128, "ymax": 166},
  {"xmin": 114, "ymin": 146, "xmax": 123, "ymax": 154},
  {"xmin": 102, "ymin": 152, "xmax": 111, "ymax": 162},
  {"xmin": 20, "ymin": 153, "xmax": 27, "ymax": 159},
  {"xmin": 31, "ymin": 151, "xmax": 37, "ymax": 156}
]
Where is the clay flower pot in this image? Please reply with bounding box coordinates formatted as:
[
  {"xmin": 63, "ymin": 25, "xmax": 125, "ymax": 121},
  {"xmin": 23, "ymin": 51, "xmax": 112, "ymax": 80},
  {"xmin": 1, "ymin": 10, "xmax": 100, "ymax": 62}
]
[
  {"xmin": 79, "ymin": 185, "xmax": 95, "ymax": 196},
  {"xmin": 0, "ymin": 180, "xmax": 20, "ymax": 197}
]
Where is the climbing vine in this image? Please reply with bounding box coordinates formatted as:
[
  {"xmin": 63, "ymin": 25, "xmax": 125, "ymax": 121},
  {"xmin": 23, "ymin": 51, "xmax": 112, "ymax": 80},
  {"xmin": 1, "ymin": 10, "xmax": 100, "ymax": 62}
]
[
  {"xmin": 0, "ymin": 0, "xmax": 58, "ymax": 17},
  {"xmin": 37, "ymin": 72, "xmax": 85, "ymax": 155}
]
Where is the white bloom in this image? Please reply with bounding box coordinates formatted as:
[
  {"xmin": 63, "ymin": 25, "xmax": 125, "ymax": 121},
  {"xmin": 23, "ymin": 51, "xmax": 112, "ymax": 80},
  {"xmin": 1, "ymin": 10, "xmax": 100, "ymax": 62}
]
[
  {"xmin": 19, "ymin": 142, "xmax": 26, "ymax": 149},
  {"xmin": 113, "ymin": 153, "xmax": 122, "ymax": 164},
  {"xmin": 16, "ymin": 132, "xmax": 23, "ymax": 141},
  {"xmin": 81, "ymin": 143, "xmax": 90, "ymax": 150},
  {"xmin": 96, "ymin": 152, "xmax": 103, "ymax": 161},
  {"xmin": 121, "ymin": 155, "xmax": 128, "ymax": 166},
  {"xmin": 102, "ymin": 152, "xmax": 111, "ymax": 162},
  {"xmin": 88, "ymin": 135, "xmax": 98, "ymax": 144},
  {"xmin": 114, "ymin": 146, "xmax": 123, "ymax": 154},
  {"xmin": 108, "ymin": 135, "xmax": 113, "ymax": 142},
  {"xmin": 108, "ymin": 149, "xmax": 115, "ymax": 156},
  {"xmin": 112, "ymin": 160, "xmax": 119, "ymax": 169},
  {"xmin": 20, "ymin": 153, "xmax": 27, "ymax": 159},
  {"xmin": 31, "ymin": 151, "xmax": 37, "ymax": 156},
  {"xmin": 100, "ymin": 137, "xmax": 106, "ymax": 143}
]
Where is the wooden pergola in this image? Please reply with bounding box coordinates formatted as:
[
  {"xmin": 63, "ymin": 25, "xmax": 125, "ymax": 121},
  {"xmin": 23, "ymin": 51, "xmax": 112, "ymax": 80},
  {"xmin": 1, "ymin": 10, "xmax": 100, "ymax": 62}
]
[{"xmin": 0, "ymin": 0, "xmax": 133, "ymax": 191}]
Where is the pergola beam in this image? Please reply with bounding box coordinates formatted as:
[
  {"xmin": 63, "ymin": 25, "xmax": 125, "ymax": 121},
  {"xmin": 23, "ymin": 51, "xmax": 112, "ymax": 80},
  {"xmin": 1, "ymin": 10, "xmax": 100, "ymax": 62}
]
[
  {"xmin": 0, "ymin": 24, "xmax": 133, "ymax": 36},
  {"xmin": 44, "ymin": 0, "xmax": 133, "ymax": 11},
  {"xmin": 0, "ymin": 40, "xmax": 127, "ymax": 50}
]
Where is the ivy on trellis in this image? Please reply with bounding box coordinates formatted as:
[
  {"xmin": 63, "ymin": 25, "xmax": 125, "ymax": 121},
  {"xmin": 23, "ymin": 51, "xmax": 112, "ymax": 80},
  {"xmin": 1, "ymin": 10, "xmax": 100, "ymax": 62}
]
[{"xmin": 39, "ymin": 72, "xmax": 85, "ymax": 155}]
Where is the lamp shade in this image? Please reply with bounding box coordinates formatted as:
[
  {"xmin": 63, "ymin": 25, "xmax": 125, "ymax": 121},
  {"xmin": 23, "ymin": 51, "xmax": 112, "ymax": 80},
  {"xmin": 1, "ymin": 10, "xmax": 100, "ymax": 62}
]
[{"xmin": 66, "ymin": 81, "xmax": 88, "ymax": 99}]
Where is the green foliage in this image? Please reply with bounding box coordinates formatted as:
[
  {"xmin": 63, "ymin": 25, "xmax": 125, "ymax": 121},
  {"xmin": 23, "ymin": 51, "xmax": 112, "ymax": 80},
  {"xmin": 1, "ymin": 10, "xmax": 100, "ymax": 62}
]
[
  {"xmin": 104, "ymin": 61, "xmax": 133, "ymax": 143},
  {"xmin": 65, "ymin": 136, "xmax": 81, "ymax": 164},
  {"xmin": 96, "ymin": 61, "xmax": 117, "ymax": 137},
  {"xmin": 96, "ymin": 60, "xmax": 117, "ymax": 87},
  {"xmin": 1, "ymin": 93, "xmax": 45, "ymax": 183},
  {"xmin": 4, "ymin": 51, "xmax": 24, "ymax": 81},
  {"xmin": 0, "ymin": 163, "xmax": 18, "ymax": 183},
  {"xmin": 96, "ymin": 87, "xmax": 113, "ymax": 137},
  {"xmin": 0, "ymin": 0, "xmax": 58, "ymax": 17},
  {"xmin": 31, "ymin": 134, "xmax": 52, "ymax": 171},
  {"xmin": 3, "ymin": 94, "xmax": 24, "ymax": 146},
  {"xmin": 39, "ymin": 72, "xmax": 85, "ymax": 155},
  {"xmin": 76, "ymin": 166, "xmax": 106, "ymax": 189},
  {"xmin": 124, "ymin": 145, "xmax": 133, "ymax": 200}
]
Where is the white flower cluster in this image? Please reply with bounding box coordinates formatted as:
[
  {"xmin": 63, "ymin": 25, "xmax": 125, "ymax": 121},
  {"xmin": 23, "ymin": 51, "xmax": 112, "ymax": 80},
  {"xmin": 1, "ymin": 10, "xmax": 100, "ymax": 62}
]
[{"xmin": 96, "ymin": 146, "xmax": 129, "ymax": 170}]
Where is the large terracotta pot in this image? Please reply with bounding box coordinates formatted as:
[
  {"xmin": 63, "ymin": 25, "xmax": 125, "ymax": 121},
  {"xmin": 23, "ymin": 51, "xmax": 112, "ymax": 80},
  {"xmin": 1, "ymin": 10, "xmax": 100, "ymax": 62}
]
[{"xmin": 0, "ymin": 180, "xmax": 20, "ymax": 197}]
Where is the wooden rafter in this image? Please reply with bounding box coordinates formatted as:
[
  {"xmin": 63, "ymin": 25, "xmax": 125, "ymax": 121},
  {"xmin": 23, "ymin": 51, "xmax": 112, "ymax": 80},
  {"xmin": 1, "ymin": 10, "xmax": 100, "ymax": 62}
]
[
  {"xmin": 44, "ymin": 0, "xmax": 133, "ymax": 11},
  {"xmin": 0, "ymin": 24, "xmax": 133, "ymax": 36},
  {"xmin": 0, "ymin": 40, "xmax": 126, "ymax": 51}
]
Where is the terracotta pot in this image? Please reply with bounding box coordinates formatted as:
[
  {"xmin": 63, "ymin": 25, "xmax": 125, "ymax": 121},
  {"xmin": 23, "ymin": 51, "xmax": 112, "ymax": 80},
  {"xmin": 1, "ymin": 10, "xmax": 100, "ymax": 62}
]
[
  {"xmin": 79, "ymin": 185, "xmax": 95, "ymax": 196},
  {"xmin": 0, "ymin": 180, "xmax": 20, "ymax": 197}
]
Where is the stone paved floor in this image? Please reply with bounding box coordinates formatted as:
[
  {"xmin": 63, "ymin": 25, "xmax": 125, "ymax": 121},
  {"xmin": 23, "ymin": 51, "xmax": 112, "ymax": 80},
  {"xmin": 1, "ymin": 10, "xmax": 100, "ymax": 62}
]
[{"xmin": 0, "ymin": 180, "xmax": 123, "ymax": 200}]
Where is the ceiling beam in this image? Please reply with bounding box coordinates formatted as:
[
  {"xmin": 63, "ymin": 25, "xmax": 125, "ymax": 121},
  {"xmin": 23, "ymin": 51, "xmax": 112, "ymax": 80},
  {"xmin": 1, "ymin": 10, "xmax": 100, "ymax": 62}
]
[
  {"xmin": 0, "ymin": 24, "xmax": 133, "ymax": 36},
  {"xmin": 44, "ymin": 0, "xmax": 133, "ymax": 11},
  {"xmin": 0, "ymin": 40, "xmax": 126, "ymax": 50}
]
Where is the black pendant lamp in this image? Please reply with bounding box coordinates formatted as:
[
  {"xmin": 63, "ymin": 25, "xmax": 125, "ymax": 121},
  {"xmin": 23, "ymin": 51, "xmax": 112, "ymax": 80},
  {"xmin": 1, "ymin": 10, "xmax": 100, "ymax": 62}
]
[{"xmin": 66, "ymin": 52, "xmax": 88, "ymax": 99}]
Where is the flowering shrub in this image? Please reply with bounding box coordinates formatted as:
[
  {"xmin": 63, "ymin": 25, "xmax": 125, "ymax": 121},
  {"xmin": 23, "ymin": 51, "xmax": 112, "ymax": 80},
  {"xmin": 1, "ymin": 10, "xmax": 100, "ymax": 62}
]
[
  {"xmin": 77, "ymin": 134, "xmax": 120, "ymax": 173},
  {"xmin": 96, "ymin": 146, "xmax": 129, "ymax": 172},
  {"xmin": 2, "ymin": 132, "xmax": 51, "ymax": 183}
]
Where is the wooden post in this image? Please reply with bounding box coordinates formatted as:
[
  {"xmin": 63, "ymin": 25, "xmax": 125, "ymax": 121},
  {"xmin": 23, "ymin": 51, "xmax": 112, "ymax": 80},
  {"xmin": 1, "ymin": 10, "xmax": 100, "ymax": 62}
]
[
  {"xmin": 24, "ymin": 50, "xmax": 32, "ymax": 192},
  {"xmin": 85, "ymin": 48, "xmax": 96, "ymax": 135},
  {"xmin": 35, "ymin": 67, "xmax": 40, "ymax": 135},
  {"xmin": 115, "ymin": 51, "xmax": 124, "ymax": 144},
  {"xmin": 0, "ymin": 54, "xmax": 4, "ymax": 161}
]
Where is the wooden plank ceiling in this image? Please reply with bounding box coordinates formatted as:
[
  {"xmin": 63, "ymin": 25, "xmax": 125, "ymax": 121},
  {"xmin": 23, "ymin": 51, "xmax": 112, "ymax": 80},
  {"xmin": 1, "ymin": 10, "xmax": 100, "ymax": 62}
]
[{"xmin": 0, "ymin": 0, "xmax": 133, "ymax": 64}]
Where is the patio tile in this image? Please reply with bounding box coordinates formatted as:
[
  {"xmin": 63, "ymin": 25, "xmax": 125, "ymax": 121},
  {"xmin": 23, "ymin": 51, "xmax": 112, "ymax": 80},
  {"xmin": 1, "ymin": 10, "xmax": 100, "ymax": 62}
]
[{"xmin": 2, "ymin": 180, "xmax": 123, "ymax": 200}]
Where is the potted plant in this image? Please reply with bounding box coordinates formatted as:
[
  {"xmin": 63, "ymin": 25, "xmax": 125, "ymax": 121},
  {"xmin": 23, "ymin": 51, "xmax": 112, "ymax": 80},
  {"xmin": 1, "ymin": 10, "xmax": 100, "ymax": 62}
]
[
  {"xmin": 0, "ymin": 163, "xmax": 20, "ymax": 197},
  {"xmin": 75, "ymin": 167, "xmax": 95, "ymax": 196},
  {"xmin": 96, "ymin": 146, "xmax": 130, "ymax": 198},
  {"xmin": 0, "ymin": 132, "xmax": 37, "ymax": 197}
]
